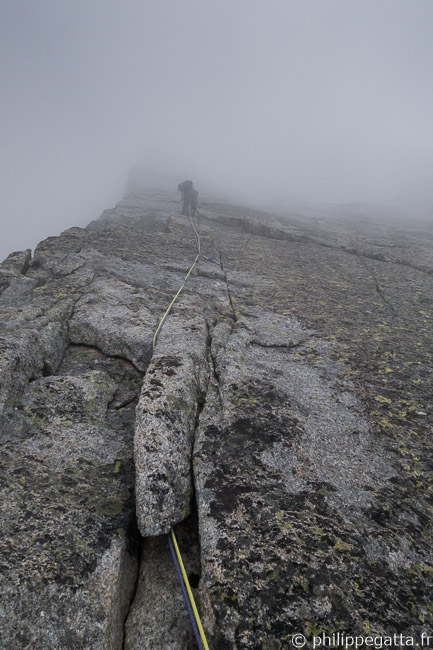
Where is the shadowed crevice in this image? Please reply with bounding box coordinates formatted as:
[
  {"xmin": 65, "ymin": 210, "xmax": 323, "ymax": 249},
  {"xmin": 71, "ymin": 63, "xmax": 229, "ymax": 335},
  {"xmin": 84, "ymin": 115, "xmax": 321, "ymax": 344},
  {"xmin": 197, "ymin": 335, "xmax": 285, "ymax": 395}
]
[{"xmin": 66, "ymin": 342, "xmax": 145, "ymax": 375}]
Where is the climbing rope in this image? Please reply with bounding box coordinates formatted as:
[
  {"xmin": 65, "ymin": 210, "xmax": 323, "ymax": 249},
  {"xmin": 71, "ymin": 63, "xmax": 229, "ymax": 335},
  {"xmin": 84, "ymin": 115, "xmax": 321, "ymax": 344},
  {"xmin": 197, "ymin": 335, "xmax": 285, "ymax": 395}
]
[
  {"xmin": 152, "ymin": 207, "xmax": 201, "ymax": 349},
  {"xmin": 169, "ymin": 528, "xmax": 209, "ymax": 650},
  {"xmin": 151, "ymin": 200, "xmax": 210, "ymax": 649}
]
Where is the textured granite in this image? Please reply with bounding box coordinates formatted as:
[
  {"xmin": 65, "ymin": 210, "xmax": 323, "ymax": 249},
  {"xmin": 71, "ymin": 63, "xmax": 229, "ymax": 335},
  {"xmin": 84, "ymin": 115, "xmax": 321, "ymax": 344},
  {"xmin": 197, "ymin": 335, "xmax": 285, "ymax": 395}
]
[{"xmin": 0, "ymin": 180, "xmax": 432, "ymax": 648}]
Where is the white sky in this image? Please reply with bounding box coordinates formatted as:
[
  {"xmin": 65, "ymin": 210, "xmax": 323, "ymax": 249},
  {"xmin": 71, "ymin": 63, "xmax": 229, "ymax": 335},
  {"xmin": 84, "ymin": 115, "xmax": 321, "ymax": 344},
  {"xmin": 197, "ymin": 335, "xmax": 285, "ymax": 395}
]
[{"xmin": 1, "ymin": 0, "xmax": 433, "ymax": 260}]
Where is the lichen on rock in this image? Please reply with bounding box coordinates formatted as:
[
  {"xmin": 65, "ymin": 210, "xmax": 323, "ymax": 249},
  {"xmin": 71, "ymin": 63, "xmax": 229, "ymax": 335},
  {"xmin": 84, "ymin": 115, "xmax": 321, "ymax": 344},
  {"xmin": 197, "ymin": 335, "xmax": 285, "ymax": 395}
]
[
  {"xmin": 1, "ymin": 180, "xmax": 432, "ymax": 648},
  {"xmin": 134, "ymin": 297, "xmax": 210, "ymax": 536}
]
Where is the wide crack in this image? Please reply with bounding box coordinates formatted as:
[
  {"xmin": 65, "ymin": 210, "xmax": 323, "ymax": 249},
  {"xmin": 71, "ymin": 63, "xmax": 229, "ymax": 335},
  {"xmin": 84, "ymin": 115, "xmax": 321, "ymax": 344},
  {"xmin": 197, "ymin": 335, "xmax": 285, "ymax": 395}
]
[
  {"xmin": 205, "ymin": 319, "xmax": 223, "ymax": 407},
  {"xmin": 122, "ymin": 326, "xmax": 209, "ymax": 648},
  {"xmin": 122, "ymin": 237, "xmax": 237, "ymax": 647},
  {"xmin": 123, "ymin": 505, "xmax": 202, "ymax": 650}
]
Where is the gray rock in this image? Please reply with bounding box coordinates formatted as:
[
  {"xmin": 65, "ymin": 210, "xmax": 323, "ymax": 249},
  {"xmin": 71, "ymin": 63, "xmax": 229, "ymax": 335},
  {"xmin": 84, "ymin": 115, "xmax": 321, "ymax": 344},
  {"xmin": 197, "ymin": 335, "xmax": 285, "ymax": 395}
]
[
  {"xmin": 0, "ymin": 536, "xmax": 137, "ymax": 649},
  {"xmin": 1, "ymin": 180, "xmax": 432, "ymax": 648},
  {"xmin": 1, "ymin": 248, "xmax": 32, "ymax": 273},
  {"xmin": 124, "ymin": 513, "xmax": 200, "ymax": 650},
  {"xmin": 134, "ymin": 297, "xmax": 209, "ymax": 536},
  {"xmin": 68, "ymin": 277, "xmax": 155, "ymax": 372},
  {"xmin": 0, "ymin": 249, "xmax": 32, "ymax": 295}
]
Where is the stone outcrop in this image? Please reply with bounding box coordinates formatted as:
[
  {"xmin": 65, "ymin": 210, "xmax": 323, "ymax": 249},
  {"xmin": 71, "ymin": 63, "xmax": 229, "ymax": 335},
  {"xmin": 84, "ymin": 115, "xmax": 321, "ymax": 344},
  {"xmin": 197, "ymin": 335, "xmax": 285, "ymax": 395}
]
[
  {"xmin": 134, "ymin": 298, "xmax": 210, "ymax": 536},
  {"xmin": 0, "ymin": 182, "xmax": 432, "ymax": 648}
]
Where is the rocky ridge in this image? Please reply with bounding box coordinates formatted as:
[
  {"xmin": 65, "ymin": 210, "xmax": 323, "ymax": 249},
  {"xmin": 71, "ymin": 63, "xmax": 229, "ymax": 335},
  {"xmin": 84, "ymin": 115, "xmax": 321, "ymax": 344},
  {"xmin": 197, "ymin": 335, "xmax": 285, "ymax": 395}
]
[{"xmin": 0, "ymin": 182, "xmax": 432, "ymax": 648}]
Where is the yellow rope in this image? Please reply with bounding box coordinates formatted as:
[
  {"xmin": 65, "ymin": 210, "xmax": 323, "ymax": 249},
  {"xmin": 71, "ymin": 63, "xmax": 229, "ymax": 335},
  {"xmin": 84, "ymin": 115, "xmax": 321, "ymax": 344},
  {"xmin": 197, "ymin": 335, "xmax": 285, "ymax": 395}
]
[
  {"xmin": 152, "ymin": 251, "xmax": 200, "ymax": 349},
  {"xmin": 170, "ymin": 528, "xmax": 210, "ymax": 650},
  {"xmin": 151, "ymin": 202, "xmax": 210, "ymax": 648},
  {"xmin": 152, "ymin": 208, "xmax": 201, "ymax": 350}
]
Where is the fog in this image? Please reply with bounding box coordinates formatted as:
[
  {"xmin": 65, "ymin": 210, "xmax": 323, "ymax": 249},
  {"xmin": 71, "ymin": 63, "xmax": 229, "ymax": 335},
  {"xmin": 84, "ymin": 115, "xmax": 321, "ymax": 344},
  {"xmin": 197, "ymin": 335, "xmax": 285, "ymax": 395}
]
[{"xmin": 1, "ymin": 0, "xmax": 433, "ymax": 260}]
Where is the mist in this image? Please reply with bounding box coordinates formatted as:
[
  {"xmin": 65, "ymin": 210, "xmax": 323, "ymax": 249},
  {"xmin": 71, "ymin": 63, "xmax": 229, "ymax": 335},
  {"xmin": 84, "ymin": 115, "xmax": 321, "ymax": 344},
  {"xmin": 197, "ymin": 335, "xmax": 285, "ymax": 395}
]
[{"xmin": 1, "ymin": 0, "xmax": 433, "ymax": 261}]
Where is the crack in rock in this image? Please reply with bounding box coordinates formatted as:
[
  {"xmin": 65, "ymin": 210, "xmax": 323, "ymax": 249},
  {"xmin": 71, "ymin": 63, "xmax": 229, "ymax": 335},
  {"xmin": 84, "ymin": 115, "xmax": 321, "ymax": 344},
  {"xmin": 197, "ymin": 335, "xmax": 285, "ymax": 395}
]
[
  {"xmin": 355, "ymin": 251, "xmax": 396, "ymax": 314},
  {"xmin": 134, "ymin": 297, "xmax": 210, "ymax": 536}
]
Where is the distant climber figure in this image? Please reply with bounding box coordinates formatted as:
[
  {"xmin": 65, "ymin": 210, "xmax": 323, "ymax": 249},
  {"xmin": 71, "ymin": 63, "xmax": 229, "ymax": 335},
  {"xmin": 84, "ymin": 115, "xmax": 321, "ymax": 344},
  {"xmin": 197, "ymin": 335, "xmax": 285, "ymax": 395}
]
[{"xmin": 178, "ymin": 180, "xmax": 198, "ymax": 217}]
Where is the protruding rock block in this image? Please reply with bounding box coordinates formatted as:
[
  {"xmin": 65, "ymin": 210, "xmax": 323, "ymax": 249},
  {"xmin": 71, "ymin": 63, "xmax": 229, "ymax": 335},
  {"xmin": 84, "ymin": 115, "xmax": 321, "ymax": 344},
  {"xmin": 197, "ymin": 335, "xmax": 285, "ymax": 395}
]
[{"xmin": 134, "ymin": 300, "xmax": 209, "ymax": 536}]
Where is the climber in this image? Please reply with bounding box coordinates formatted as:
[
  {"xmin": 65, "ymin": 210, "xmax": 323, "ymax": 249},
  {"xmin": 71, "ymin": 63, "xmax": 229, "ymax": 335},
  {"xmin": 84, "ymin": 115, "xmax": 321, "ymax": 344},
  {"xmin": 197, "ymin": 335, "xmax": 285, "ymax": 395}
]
[{"xmin": 178, "ymin": 180, "xmax": 198, "ymax": 217}]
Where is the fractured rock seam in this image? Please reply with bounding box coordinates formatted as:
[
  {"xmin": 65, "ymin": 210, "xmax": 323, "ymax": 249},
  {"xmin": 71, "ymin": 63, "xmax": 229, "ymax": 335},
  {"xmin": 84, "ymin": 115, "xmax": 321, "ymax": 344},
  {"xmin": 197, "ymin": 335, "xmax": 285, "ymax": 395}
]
[
  {"xmin": 67, "ymin": 341, "xmax": 145, "ymax": 376},
  {"xmin": 354, "ymin": 251, "xmax": 396, "ymax": 314},
  {"xmin": 126, "ymin": 309, "xmax": 215, "ymax": 647},
  {"xmin": 207, "ymin": 329, "xmax": 223, "ymax": 406},
  {"xmin": 249, "ymin": 338, "xmax": 312, "ymax": 350},
  {"xmin": 217, "ymin": 249, "xmax": 238, "ymax": 322},
  {"xmin": 134, "ymin": 299, "xmax": 210, "ymax": 537},
  {"xmin": 207, "ymin": 208, "xmax": 433, "ymax": 278}
]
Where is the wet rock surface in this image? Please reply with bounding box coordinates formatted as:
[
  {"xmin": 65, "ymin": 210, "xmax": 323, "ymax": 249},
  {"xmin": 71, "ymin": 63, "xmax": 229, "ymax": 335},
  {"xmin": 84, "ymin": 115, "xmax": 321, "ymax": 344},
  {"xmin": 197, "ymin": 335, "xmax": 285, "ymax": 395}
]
[{"xmin": 0, "ymin": 181, "xmax": 432, "ymax": 648}]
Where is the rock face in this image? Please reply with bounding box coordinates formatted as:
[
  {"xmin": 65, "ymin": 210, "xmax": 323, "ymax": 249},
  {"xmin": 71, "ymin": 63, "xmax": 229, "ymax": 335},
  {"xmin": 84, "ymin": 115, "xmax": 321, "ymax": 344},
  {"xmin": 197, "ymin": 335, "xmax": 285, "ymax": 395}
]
[{"xmin": 0, "ymin": 181, "xmax": 432, "ymax": 648}]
